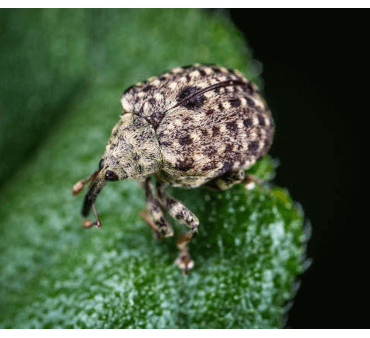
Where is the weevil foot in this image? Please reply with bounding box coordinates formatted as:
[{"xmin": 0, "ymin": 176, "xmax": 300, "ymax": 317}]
[
  {"xmin": 243, "ymin": 174, "xmax": 264, "ymax": 190},
  {"xmin": 176, "ymin": 248, "xmax": 194, "ymax": 275},
  {"xmin": 82, "ymin": 219, "xmax": 102, "ymax": 228},
  {"xmin": 175, "ymin": 230, "xmax": 197, "ymax": 274}
]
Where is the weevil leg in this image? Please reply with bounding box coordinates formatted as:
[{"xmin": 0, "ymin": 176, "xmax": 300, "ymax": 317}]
[
  {"xmin": 243, "ymin": 174, "xmax": 265, "ymax": 190},
  {"xmin": 139, "ymin": 178, "xmax": 174, "ymax": 240},
  {"xmin": 204, "ymin": 170, "xmax": 264, "ymax": 191},
  {"xmin": 204, "ymin": 170, "xmax": 245, "ymax": 191},
  {"xmin": 156, "ymin": 180, "xmax": 199, "ymax": 274},
  {"xmin": 175, "ymin": 231, "xmax": 197, "ymax": 275}
]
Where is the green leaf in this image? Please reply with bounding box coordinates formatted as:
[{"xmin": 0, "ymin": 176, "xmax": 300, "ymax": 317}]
[{"xmin": 0, "ymin": 9, "xmax": 305, "ymax": 328}]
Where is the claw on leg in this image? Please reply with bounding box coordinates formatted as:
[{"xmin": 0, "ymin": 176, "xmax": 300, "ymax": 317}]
[
  {"xmin": 175, "ymin": 229, "xmax": 197, "ymax": 274},
  {"xmin": 243, "ymin": 174, "xmax": 264, "ymax": 190},
  {"xmin": 82, "ymin": 219, "xmax": 101, "ymax": 228},
  {"xmin": 175, "ymin": 247, "xmax": 194, "ymax": 275}
]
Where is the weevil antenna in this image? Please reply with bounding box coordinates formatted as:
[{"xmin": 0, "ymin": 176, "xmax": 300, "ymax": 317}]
[{"xmin": 72, "ymin": 169, "xmax": 100, "ymax": 195}]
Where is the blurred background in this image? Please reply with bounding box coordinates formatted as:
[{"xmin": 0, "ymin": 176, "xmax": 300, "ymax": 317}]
[
  {"xmin": 228, "ymin": 9, "xmax": 363, "ymax": 328},
  {"xmin": 0, "ymin": 8, "xmax": 363, "ymax": 328}
]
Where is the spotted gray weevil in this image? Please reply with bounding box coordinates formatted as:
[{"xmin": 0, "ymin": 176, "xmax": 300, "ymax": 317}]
[{"xmin": 72, "ymin": 64, "xmax": 275, "ymax": 274}]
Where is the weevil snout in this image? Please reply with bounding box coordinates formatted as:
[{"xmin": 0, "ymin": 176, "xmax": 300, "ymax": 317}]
[
  {"xmin": 80, "ymin": 176, "xmax": 106, "ymax": 228},
  {"xmin": 72, "ymin": 161, "xmax": 106, "ymax": 228},
  {"xmin": 72, "ymin": 157, "xmax": 125, "ymax": 229},
  {"xmin": 81, "ymin": 177, "xmax": 106, "ymax": 216}
]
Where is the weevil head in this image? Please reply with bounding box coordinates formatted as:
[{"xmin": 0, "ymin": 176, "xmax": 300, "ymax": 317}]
[
  {"xmin": 80, "ymin": 113, "xmax": 162, "ymax": 217},
  {"xmin": 100, "ymin": 113, "xmax": 162, "ymax": 180}
]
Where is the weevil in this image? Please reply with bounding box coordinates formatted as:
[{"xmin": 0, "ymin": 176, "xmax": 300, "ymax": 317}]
[{"xmin": 72, "ymin": 64, "xmax": 274, "ymax": 274}]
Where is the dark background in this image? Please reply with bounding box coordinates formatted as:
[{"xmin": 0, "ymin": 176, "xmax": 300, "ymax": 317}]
[{"xmin": 229, "ymin": 10, "xmax": 362, "ymax": 328}]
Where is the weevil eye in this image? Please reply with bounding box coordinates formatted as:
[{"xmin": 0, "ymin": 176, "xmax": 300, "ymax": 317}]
[
  {"xmin": 99, "ymin": 159, "xmax": 105, "ymax": 170},
  {"xmin": 105, "ymin": 170, "xmax": 119, "ymax": 181}
]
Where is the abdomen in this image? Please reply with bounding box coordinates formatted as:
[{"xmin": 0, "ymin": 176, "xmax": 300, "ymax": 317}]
[{"xmin": 156, "ymin": 90, "xmax": 274, "ymax": 187}]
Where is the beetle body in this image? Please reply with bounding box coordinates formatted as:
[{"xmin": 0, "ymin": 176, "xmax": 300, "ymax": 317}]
[{"xmin": 73, "ymin": 64, "xmax": 274, "ymax": 273}]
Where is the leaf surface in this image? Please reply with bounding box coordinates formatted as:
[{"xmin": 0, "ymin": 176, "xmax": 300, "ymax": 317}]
[{"xmin": 0, "ymin": 9, "xmax": 305, "ymax": 329}]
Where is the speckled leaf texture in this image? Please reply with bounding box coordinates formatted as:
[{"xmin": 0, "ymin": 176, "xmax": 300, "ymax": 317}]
[{"xmin": 0, "ymin": 9, "xmax": 305, "ymax": 328}]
